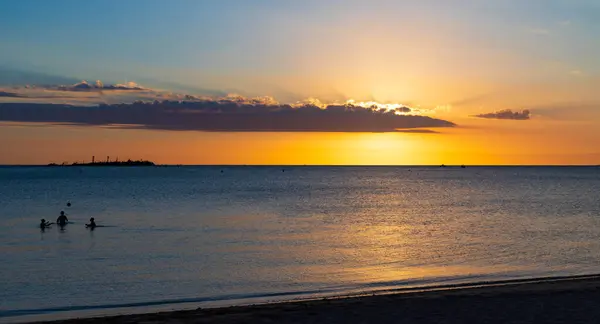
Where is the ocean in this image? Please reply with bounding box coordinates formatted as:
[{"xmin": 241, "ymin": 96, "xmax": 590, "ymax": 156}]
[{"xmin": 1, "ymin": 166, "xmax": 600, "ymax": 322}]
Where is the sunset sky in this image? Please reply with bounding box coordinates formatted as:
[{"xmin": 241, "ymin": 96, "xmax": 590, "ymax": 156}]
[{"xmin": 1, "ymin": 0, "xmax": 599, "ymax": 165}]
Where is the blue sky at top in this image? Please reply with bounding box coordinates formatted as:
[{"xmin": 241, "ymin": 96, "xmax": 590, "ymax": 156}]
[{"xmin": 0, "ymin": 0, "xmax": 598, "ymax": 104}]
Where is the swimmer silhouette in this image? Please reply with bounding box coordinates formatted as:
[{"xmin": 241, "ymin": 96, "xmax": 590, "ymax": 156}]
[
  {"xmin": 85, "ymin": 217, "xmax": 96, "ymax": 229},
  {"xmin": 57, "ymin": 211, "xmax": 68, "ymax": 227},
  {"xmin": 66, "ymin": 201, "xmax": 71, "ymax": 207},
  {"xmin": 40, "ymin": 219, "xmax": 52, "ymax": 229}
]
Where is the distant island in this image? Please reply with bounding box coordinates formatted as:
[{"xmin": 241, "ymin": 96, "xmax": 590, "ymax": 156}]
[{"xmin": 48, "ymin": 156, "xmax": 155, "ymax": 167}]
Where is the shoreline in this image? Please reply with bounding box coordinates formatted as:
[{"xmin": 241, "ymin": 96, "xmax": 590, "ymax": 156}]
[{"xmin": 24, "ymin": 273, "xmax": 600, "ymax": 323}]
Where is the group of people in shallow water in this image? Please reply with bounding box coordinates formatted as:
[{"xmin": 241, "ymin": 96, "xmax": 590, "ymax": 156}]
[{"xmin": 39, "ymin": 211, "xmax": 97, "ymax": 230}]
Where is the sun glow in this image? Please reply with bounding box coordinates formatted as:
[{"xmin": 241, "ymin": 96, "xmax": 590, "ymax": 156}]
[
  {"xmin": 295, "ymin": 98, "xmax": 434, "ymax": 116},
  {"xmin": 358, "ymin": 133, "xmax": 412, "ymax": 151},
  {"xmin": 312, "ymin": 99, "xmax": 450, "ymax": 116},
  {"xmin": 345, "ymin": 99, "xmax": 411, "ymax": 114}
]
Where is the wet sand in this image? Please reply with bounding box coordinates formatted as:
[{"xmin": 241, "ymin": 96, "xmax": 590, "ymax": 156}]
[{"xmin": 39, "ymin": 275, "xmax": 600, "ymax": 323}]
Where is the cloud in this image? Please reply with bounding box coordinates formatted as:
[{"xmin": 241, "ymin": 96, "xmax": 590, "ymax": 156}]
[
  {"xmin": 0, "ymin": 78, "xmax": 456, "ymax": 131},
  {"xmin": 0, "ymin": 67, "xmax": 80, "ymax": 86},
  {"xmin": 559, "ymin": 20, "xmax": 571, "ymax": 26},
  {"xmin": 132, "ymin": 77, "xmax": 230, "ymax": 98},
  {"xmin": 0, "ymin": 100, "xmax": 455, "ymax": 132},
  {"xmin": 55, "ymin": 80, "xmax": 146, "ymax": 92},
  {"xmin": 0, "ymin": 83, "xmax": 439, "ymax": 118},
  {"xmin": 0, "ymin": 91, "xmax": 23, "ymax": 98},
  {"xmin": 0, "ymin": 81, "xmax": 166, "ymax": 106},
  {"xmin": 525, "ymin": 103, "xmax": 600, "ymax": 121},
  {"xmin": 473, "ymin": 109, "xmax": 530, "ymax": 120},
  {"xmin": 395, "ymin": 129, "xmax": 440, "ymax": 134},
  {"xmin": 570, "ymin": 70, "xmax": 584, "ymax": 76},
  {"xmin": 395, "ymin": 106, "xmax": 411, "ymax": 113}
]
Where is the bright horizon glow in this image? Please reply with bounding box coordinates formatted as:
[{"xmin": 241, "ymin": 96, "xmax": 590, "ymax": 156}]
[{"xmin": 0, "ymin": 122, "xmax": 598, "ymax": 166}]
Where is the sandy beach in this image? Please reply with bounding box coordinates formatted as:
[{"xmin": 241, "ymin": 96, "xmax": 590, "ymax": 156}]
[{"xmin": 36, "ymin": 275, "xmax": 600, "ymax": 324}]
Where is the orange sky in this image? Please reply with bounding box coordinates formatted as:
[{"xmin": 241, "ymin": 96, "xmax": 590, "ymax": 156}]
[{"xmin": 1, "ymin": 117, "xmax": 598, "ymax": 165}]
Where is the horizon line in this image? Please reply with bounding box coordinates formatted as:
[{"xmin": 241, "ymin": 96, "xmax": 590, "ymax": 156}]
[{"xmin": 0, "ymin": 164, "xmax": 599, "ymax": 167}]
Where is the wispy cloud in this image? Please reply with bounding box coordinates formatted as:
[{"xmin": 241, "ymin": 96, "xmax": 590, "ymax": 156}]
[
  {"xmin": 473, "ymin": 109, "xmax": 531, "ymax": 120},
  {"xmin": 525, "ymin": 103, "xmax": 600, "ymax": 121},
  {"xmin": 0, "ymin": 80, "xmax": 172, "ymax": 105},
  {"xmin": 0, "ymin": 68, "xmax": 80, "ymax": 86},
  {"xmin": 570, "ymin": 69, "xmax": 584, "ymax": 76},
  {"xmin": 559, "ymin": 20, "xmax": 571, "ymax": 26}
]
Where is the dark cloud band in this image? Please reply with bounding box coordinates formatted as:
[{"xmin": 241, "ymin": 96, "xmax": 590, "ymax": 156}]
[
  {"xmin": 0, "ymin": 101, "xmax": 455, "ymax": 132},
  {"xmin": 0, "ymin": 91, "xmax": 23, "ymax": 98}
]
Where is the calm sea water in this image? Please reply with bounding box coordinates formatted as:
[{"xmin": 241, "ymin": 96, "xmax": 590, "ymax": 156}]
[{"xmin": 2, "ymin": 166, "xmax": 600, "ymax": 322}]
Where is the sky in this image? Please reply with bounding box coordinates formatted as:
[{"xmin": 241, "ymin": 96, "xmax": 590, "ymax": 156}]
[{"xmin": 1, "ymin": 0, "xmax": 599, "ymax": 165}]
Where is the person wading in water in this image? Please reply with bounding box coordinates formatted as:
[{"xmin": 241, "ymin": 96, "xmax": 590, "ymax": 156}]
[{"xmin": 57, "ymin": 211, "xmax": 69, "ymax": 227}]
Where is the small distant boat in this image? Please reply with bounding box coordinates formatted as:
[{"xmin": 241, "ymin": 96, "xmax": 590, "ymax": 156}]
[{"xmin": 461, "ymin": 165, "xmax": 466, "ymax": 168}]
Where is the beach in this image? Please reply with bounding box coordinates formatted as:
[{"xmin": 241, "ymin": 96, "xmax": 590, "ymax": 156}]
[{"xmin": 39, "ymin": 275, "xmax": 600, "ymax": 323}]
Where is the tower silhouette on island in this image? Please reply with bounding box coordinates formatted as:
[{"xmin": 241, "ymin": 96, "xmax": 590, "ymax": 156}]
[{"xmin": 48, "ymin": 156, "xmax": 155, "ymax": 167}]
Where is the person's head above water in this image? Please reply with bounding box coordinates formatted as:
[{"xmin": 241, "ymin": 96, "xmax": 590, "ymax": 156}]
[
  {"xmin": 90, "ymin": 217, "xmax": 95, "ymax": 221},
  {"xmin": 41, "ymin": 219, "xmax": 45, "ymax": 222},
  {"xmin": 60, "ymin": 211, "xmax": 65, "ymax": 215}
]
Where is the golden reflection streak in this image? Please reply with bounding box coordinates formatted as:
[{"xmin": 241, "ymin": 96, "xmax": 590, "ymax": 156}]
[{"xmin": 326, "ymin": 223, "xmax": 530, "ymax": 285}]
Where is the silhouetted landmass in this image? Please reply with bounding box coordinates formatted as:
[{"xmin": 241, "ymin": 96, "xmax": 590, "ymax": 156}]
[{"xmin": 48, "ymin": 159, "xmax": 155, "ymax": 167}]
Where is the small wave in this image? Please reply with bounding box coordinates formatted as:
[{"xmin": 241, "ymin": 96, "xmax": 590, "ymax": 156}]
[
  {"xmin": 0, "ymin": 288, "xmax": 332, "ymax": 318},
  {"xmin": 3, "ymin": 272, "xmax": 600, "ymax": 321}
]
